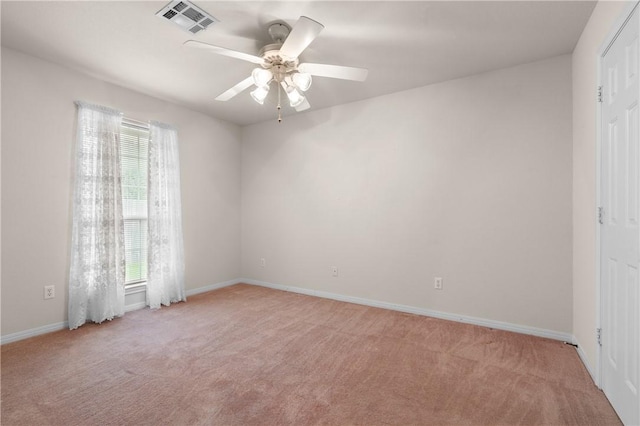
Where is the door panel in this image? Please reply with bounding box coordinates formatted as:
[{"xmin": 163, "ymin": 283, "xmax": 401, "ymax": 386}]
[{"xmin": 601, "ymin": 6, "xmax": 640, "ymax": 426}]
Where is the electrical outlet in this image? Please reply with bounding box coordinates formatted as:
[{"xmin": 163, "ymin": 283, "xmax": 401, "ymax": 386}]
[
  {"xmin": 434, "ymin": 277, "xmax": 443, "ymax": 290},
  {"xmin": 332, "ymin": 266, "xmax": 338, "ymax": 277},
  {"xmin": 260, "ymin": 258, "xmax": 266, "ymax": 268},
  {"xmin": 44, "ymin": 285, "xmax": 55, "ymax": 299}
]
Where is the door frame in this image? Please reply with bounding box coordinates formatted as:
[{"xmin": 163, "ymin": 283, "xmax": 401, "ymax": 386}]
[{"xmin": 595, "ymin": 0, "xmax": 640, "ymax": 389}]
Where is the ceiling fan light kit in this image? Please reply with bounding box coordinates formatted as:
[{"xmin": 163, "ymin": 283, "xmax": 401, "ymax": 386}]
[
  {"xmin": 252, "ymin": 68, "xmax": 273, "ymax": 88},
  {"xmin": 184, "ymin": 16, "xmax": 369, "ymax": 122},
  {"xmin": 250, "ymin": 86, "xmax": 269, "ymax": 105},
  {"xmin": 285, "ymin": 85, "xmax": 305, "ymax": 108},
  {"xmin": 292, "ymin": 72, "xmax": 312, "ymax": 92}
]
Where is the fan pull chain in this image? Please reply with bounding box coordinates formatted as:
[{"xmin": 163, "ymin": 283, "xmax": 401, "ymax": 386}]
[{"xmin": 277, "ymin": 83, "xmax": 282, "ymax": 123}]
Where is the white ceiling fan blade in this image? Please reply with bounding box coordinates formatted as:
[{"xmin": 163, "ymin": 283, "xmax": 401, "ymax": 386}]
[
  {"xmin": 295, "ymin": 97, "xmax": 311, "ymax": 112},
  {"xmin": 299, "ymin": 63, "xmax": 368, "ymax": 82},
  {"xmin": 279, "ymin": 16, "xmax": 324, "ymax": 60},
  {"xmin": 184, "ymin": 40, "xmax": 263, "ymax": 65},
  {"xmin": 215, "ymin": 77, "xmax": 254, "ymax": 101}
]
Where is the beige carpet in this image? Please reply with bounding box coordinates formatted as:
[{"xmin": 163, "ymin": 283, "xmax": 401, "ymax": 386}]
[{"xmin": 1, "ymin": 284, "xmax": 621, "ymax": 425}]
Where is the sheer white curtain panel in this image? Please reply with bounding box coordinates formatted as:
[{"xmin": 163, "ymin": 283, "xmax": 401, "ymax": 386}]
[
  {"xmin": 68, "ymin": 102, "xmax": 125, "ymax": 330},
  {"xmin": 147, "ymin": 121, "xmax": 186, "ymax": 308}
]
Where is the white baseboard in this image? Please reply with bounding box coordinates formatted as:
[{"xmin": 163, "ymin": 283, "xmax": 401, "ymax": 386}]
[
  {"xmin": 573, "ymin": 336, "xmax": 598, "ymax": 385},
  {"xmin": 185, "ymin": 278, "xmax": 242, "ymax": 296},
  {"xmin": 125, "ymin": 302, "xmax": 147, "ymax": 313},
  {"xmin": 1, "ymin": 321, "xmax": 69, "ymax": 345},
  {"xmin": 2, "ymin": 301, "xmax": 147, "ymax": 344},
  {"xmin": 1, "ymin": 279, "xmax": 243, "ymax": 345},
  {"xmin": 1, "ymin": 278, "xmax": 573, "ymax": 346},
  {"xmin": 241, "ymin": 278, "xmax": 574, "ymax": 343}
]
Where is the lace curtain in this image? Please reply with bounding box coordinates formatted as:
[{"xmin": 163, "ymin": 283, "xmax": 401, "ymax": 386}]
[
  {"xmin": 147, "ymin": 121, "xmax": 186, "ymax": 308},
  {"xmin": 68, "ymin": 102, "xmax": 125, "ymax": 330}
]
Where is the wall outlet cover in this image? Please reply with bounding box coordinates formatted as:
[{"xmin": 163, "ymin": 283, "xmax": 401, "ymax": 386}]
[
  {"xmin": 44, "ymin": 285, "xmax": 55, "ymax": 299},
  {"xmin": 434, "ymin": 277, "xmax": 443, "ymax": 290}
]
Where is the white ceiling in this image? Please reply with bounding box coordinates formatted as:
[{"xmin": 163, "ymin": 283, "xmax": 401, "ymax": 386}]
[{"xmin": 1, "ymin": 1, "xmax": 596, "ymax": 126}]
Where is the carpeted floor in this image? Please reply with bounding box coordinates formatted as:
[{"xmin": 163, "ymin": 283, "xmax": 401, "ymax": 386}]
[{"xmin": 1, "ymin": 283, "xmax": 621, "ymax": 425}]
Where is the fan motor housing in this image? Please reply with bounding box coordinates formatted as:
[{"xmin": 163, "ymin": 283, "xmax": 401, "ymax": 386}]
[
  {"xmin": 267, "ymin": 22, "xmax": 290, "ymax": 43},
  {"xmin": 259, "ymin": 43, "xmax": 299, "ymax": 73}
]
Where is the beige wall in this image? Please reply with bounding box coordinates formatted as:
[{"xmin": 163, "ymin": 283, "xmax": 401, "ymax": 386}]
[
  {"xmin": 241, "ymin": 55, "xmax": 574, "ymax": 333},
  {"xmin": 572, "ymin": 0, "xmax": 630, "ymax": 376},
  {"xmin": 4, "ymin": 6, "xmax": 616, "ymax": 345},
  {"xmin": 1, "ymin": 47, "xmax": 242, "ymax": 336}
]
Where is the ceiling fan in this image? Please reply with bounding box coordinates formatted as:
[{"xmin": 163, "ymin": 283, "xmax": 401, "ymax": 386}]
[{"xmin": 184, "ymin": 16, "xmax": 368, "ymax": 122}]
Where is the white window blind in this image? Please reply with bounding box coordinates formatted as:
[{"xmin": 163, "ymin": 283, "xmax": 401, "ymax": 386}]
[{"xmin": 120, "ymin": 121, "xmax": 149, "ymax": 285}]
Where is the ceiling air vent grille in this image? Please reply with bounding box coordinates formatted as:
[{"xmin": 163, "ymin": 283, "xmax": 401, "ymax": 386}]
[
  {"xmin": 173, "ymin": 2, "xmax": 188, "ymax": 12},
  {"xmin": 156, "ymin": 0, "xmax": 218, "ymax": 35},
  {"xmin": 200, "ymin": 18, "xmax": 214, "ymax": 28},
  {"xmin": 163, "ymin": 10, "xmax": 177, "ymax": 20},
  {"xmin": 183, "ymin": 8, "xmax": 205, "ymax": 23}
]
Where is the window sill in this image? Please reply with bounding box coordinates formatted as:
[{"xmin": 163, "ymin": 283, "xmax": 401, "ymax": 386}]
[{"xmin": 125, "ymin": 282, "xmax": 147, "ymax": 295}]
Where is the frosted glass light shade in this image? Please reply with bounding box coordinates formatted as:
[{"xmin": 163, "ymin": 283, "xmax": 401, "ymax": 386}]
[
  {"xmin": 250, "ymin": 86, "xmax": 270, "ymax": 104},
  {"xmin": 286, "ymin": 86, "xmax": 305, "ymax": 108},
  {"xmin": 252, "ymin": 68, "xmax": 273, "ymax": 87},
  {"xmin": 292, "ymin": 72, "xmax": 312, "ymax": 91}
]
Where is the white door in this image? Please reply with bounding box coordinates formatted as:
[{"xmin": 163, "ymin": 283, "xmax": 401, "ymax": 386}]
[{"xmin": 601, "ymin": 5, "xmax": 640, "ymax": 425}]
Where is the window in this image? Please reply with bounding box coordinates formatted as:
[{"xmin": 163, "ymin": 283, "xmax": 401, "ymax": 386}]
[{"xmin": 120, "ymin": 120, "xmax": 149, "ymax": 285}]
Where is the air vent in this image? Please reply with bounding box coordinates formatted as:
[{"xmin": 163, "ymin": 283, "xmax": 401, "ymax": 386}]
[
  {"xmin": 173, "ymin": 2, "xmax": 188, "ymax": 12},
  {"xmin": 200, "ymin": 18, "xmax": 214, "ymax": 28},
  {"xmin": 163, "ymin": 10, "xmax": 177, "ymax": 20},
  {"xmin": 156, "ymin": 0, "xmax": 218, "ymax": 34},
  {"xmin": 183, "ymin": 8, "xmax": 205, "ymax": 23}
]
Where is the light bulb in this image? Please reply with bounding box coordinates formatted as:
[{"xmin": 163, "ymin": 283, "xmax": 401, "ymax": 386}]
[
  {"xmin": 252, "ymin": 68, "xmax": 273, "ymax": 87},
  {"xmin": 250, "ymin": 85, "xmax": 270, "ymax": 104},
  {"xmin": 292, "ymin": 72, "xmax": 312, "ymax": 92},
  {"xmin": 285, "ymin": 86, "xmax": 305, "ymax": 108}
]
